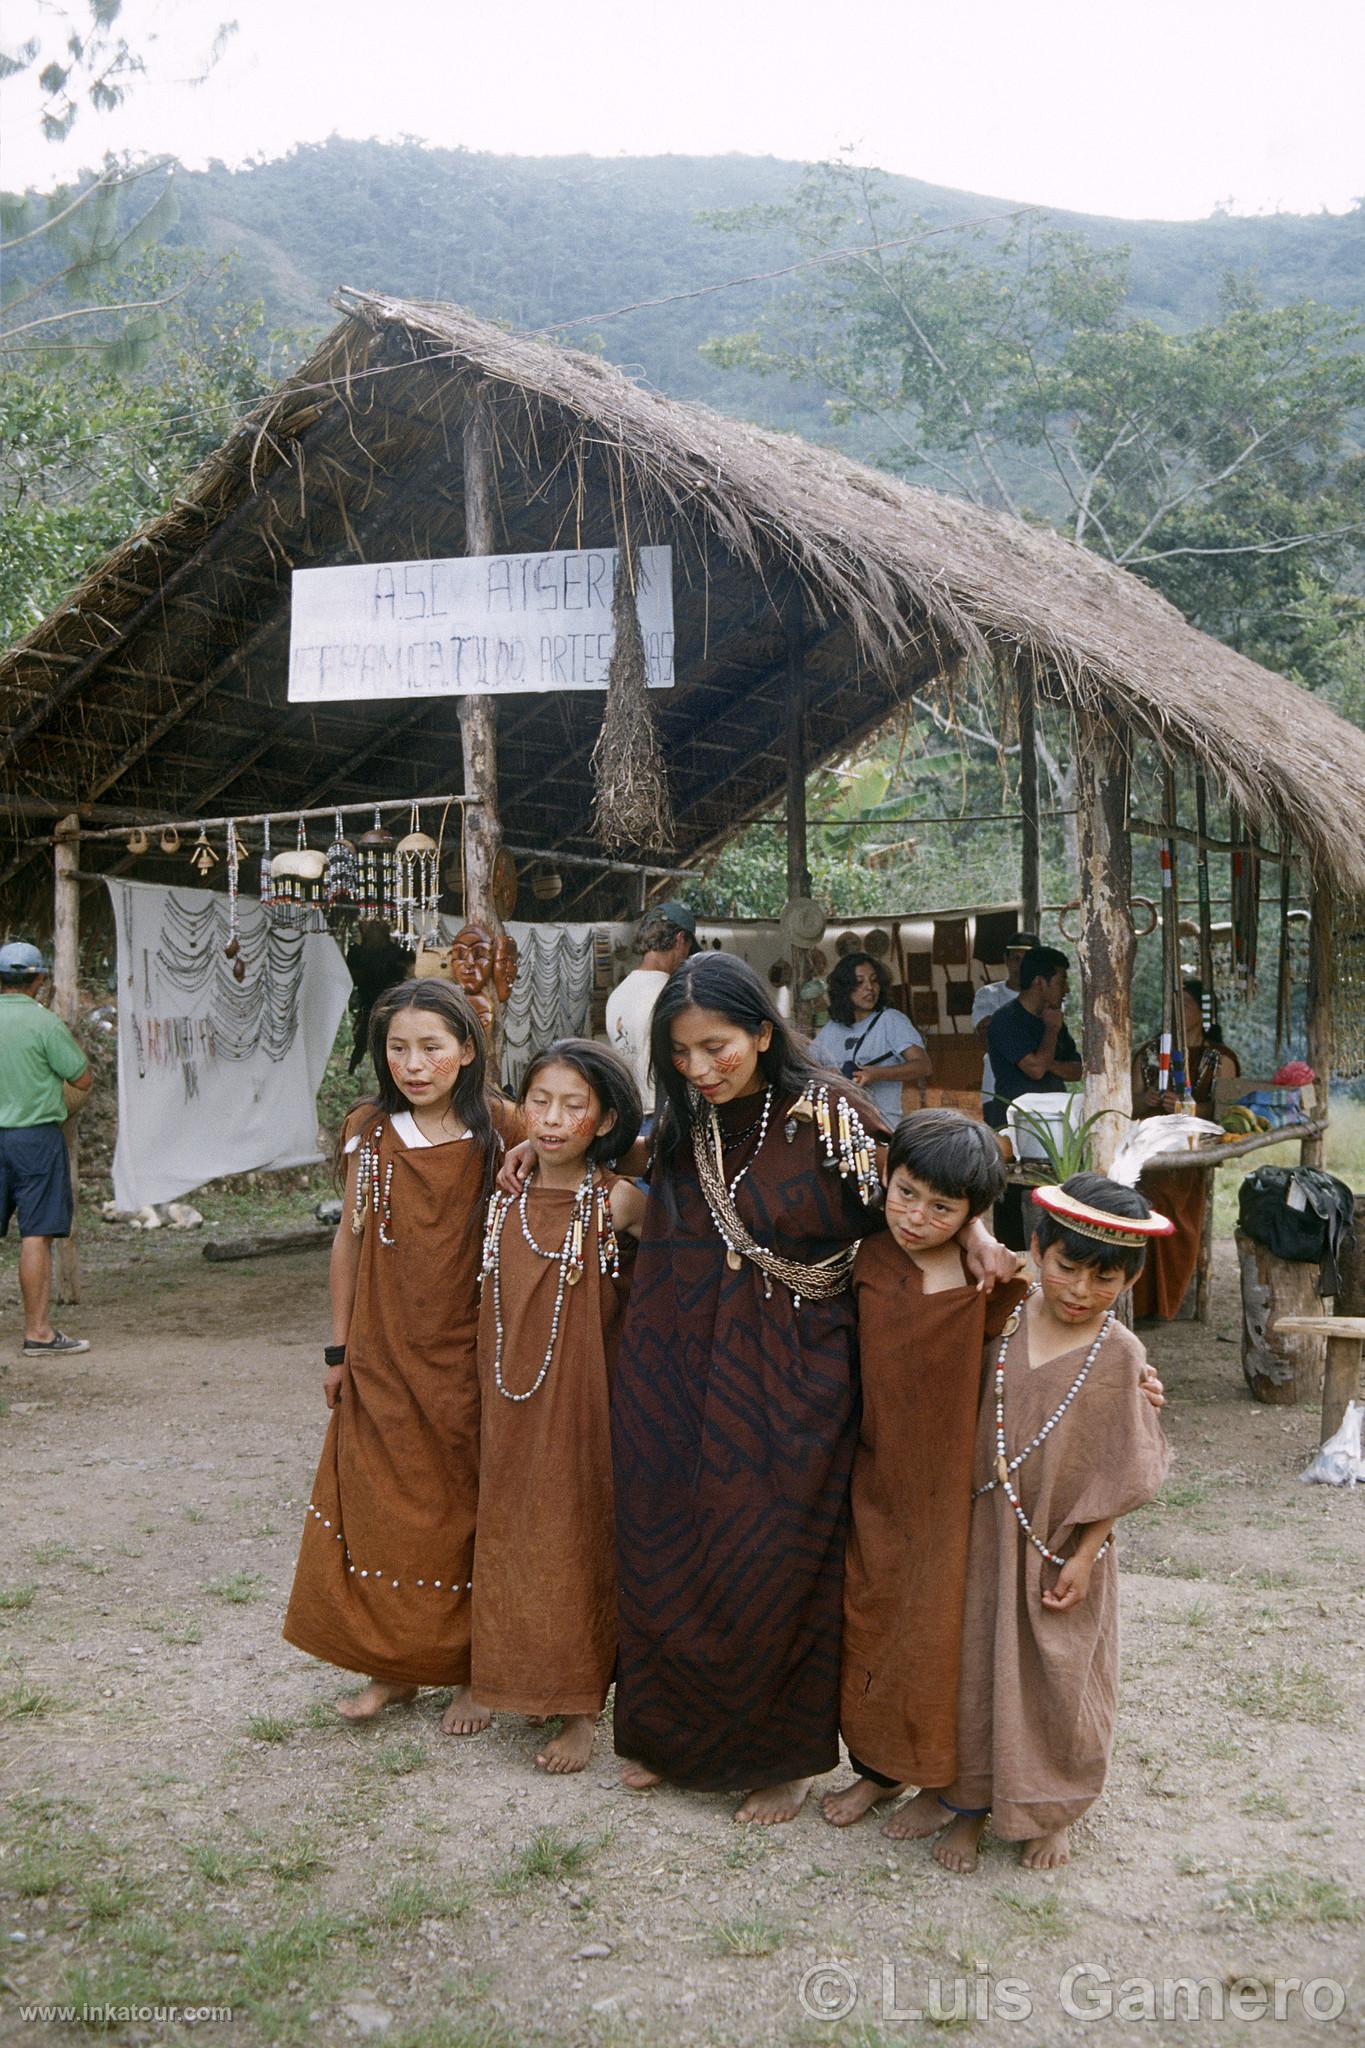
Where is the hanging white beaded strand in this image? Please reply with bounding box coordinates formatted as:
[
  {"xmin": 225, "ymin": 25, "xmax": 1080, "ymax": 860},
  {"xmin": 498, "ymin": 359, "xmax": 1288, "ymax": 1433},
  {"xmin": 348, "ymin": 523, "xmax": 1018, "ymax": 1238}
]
[
  {"xmin": 701, "ymin": 1085, "xmax": 772, "ymax": 1271},
  {"xmin": 485, "ymin": 1169, "xmax": 597, "ymax": 1401},
  {"xmin": 975, "ymin": 1282, "xmax": 1115, "ymax": 1569}
]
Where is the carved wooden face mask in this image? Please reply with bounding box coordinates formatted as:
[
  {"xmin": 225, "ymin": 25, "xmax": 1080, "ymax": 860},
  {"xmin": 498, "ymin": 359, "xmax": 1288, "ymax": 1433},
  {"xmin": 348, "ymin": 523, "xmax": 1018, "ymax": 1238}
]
[
  {"xmin": 491, "ymin": 933, "xmax": 519, "ymax": 1004},
  {"xmin": 449, "ymin": 924, "xmax": 492, "ymax": 995}
]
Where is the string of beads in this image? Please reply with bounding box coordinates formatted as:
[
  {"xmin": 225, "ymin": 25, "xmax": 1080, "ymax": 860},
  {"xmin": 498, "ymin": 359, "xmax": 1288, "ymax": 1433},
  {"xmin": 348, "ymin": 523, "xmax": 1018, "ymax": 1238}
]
[
  {"xmin": 973, "ymin": 1282, "xmax": 1114, "ymax": 1569},
  {"xmin": 480, "ymin": 1169, "xmax": 619, "ymax": 1401}
]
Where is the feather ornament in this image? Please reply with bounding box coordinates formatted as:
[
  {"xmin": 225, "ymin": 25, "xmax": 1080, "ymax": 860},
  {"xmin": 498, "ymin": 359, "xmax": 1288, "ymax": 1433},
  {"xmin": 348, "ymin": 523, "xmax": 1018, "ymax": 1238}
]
[{"xmin": 1108, "ymin": 1116, "xmax": 1224, "ymax": 1187}]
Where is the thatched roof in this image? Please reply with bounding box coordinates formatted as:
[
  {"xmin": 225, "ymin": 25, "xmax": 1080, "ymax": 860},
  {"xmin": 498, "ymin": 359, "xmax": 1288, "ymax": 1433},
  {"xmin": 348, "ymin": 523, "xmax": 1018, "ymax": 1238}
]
[{"xmin": 4, "ymin": 286, "xmax": 1364, "ymax": 909}]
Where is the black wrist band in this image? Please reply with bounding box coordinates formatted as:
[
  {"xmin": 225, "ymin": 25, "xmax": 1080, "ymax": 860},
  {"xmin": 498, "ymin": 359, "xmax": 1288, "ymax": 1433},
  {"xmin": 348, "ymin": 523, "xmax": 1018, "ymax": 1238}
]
[{"xmin": 323, "ymin": 1344, "xmax": 346, "ymax": 1367}]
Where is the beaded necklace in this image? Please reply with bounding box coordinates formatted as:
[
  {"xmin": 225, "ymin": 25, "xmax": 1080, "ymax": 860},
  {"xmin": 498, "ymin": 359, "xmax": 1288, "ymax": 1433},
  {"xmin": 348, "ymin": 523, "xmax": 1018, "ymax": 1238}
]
[
  {"xmin": 973, "ymin": 1282, "xmax": 1114, "ymax": 1569},
  {"xmin": 480, "ymin": 1169, "xmax": 620, "ymax": 1402}
]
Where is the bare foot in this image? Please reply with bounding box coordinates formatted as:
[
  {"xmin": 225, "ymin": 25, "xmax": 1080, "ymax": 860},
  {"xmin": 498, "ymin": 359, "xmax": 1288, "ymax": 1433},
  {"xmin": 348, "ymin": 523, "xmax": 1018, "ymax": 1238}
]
[
  {"xmin": 932, "ymin": 1812, "xmax": 987, "ymax": 1874},
  {"xmin": 536, "ymin": 1714, "xmax": 595, "ymax": 1774},
  {"xmin": 525, "ymin": 1714, "xmax": 547, "ymax": 1727},
  {"xmin": 620, "ymin": 1761, "xmax": 663, "ymax": 1790},
  {"xmin": 734, "ymin": 1777, "xmax": 813, "ymax": 1825},
  {"xmin": 821, "ymin": 1776, "xmax": 906, "ymax": 1828},
  {"xmin": 336, "ymin": 1680, "xmax": 417, "ymax": 1721},
  {"xmin": 1021, "ymin": 1827, "xmax": 1070, "ymax": 1869},
  {"xmin": 882, "ymin": 1787, "xmax": 950, "ymax": 1840},
  {"xmin": 440, "ymin": 1686, "xmax": 491, "ymax": 1736}
]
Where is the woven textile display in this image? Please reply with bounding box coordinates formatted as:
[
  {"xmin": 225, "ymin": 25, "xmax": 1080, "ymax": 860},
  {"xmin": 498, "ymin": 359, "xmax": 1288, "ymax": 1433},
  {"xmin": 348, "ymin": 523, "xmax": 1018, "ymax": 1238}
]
[{"xmin": 499, "ymin": 923, "xmax": 598, "ymax": 1093}]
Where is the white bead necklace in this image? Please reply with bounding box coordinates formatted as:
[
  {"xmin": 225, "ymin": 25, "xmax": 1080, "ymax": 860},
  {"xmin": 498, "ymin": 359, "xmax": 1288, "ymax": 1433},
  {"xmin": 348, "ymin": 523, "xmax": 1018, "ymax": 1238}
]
[
  {"xmin": 700, "ymin": 1086, "xmax": 773, "ymax": 1272},
  {"xmin": 482, "ymin": 1169, "xmax": 618, "ymax": 1402},
  {"xmin": 974, "ymin": 1282, "xmax": 1114, "ymax": 1569}
]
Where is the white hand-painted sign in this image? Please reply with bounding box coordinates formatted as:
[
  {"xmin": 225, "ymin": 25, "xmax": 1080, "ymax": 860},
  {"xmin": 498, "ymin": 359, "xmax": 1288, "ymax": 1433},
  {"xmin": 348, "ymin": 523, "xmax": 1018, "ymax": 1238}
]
[{"xmin": 288, "ymin": 544, "xmax": 673, "ymax": 701}]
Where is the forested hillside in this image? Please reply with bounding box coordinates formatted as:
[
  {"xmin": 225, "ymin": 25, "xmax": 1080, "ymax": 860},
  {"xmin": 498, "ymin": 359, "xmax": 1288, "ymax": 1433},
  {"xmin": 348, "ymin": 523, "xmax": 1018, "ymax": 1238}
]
[{"xmin": 167, "ymin": 139, "xmax": 1365, "ymax": 434}]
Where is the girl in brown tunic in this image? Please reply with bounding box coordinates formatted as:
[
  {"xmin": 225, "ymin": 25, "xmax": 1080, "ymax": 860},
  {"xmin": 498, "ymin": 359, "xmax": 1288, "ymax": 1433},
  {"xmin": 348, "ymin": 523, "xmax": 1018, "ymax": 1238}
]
[
  {"xmin": 472, "ymin": 1041, "xmax": 645, "ymax": 1774},
  {"xmin": 283, "ymin": 981, "xmax": 518, "ymax": 1733},
  {"xmin": 935, "ymin": 1175, "xmax": 1172, "ymax": 1875},
  {"xmin": 822, "ymin": 1111, "xmax": 1028, "ymax": 1835}
]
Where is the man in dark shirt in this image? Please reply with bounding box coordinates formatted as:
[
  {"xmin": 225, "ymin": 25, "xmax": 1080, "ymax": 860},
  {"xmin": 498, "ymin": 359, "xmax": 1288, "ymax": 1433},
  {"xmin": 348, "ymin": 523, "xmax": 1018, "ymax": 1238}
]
[{"xmin": 985, "ymin": 945, "xmax": 1083, "ymax": 1248}]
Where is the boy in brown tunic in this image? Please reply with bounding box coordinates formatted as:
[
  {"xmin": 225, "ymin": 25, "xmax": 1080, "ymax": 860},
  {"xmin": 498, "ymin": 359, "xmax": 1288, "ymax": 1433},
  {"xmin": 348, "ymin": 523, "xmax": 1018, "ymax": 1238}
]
[
  {"xmin": 935, "ymin": 1174, "xmax": 1172, "ymax": 1874},
  {"xmin": 823, "ymin": 1110, "xmax": 1028, "ymax": 1834}
]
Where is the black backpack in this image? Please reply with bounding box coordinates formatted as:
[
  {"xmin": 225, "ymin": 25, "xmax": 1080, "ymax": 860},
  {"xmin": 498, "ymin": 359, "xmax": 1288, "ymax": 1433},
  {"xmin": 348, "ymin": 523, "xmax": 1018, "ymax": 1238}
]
[{"xmin": 1236, "ymin": 1166, "xmax": 1355, "ymax": 1294}]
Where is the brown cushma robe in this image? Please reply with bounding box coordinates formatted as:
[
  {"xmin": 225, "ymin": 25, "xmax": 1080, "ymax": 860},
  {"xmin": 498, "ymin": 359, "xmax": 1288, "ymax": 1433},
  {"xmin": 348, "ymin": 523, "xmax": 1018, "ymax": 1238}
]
[
  {"xmin": 471, "ymin": 1173, "xmax": 635, "ymax": 1716},
  {"xmin": 611, "ymin": 1088, "xmax": 885, "ymax": 1791},
  {"xmin": 283, "ymin": 1101, "xmax": 519, "ymax": 1687},
  {"xmin": 946, "ymin": 1308, "xmax": 1171, "ymax": 1839},
  {"xmin": 842, "ymin": 1235, "xmax": 1028, "ymax": 1787}
]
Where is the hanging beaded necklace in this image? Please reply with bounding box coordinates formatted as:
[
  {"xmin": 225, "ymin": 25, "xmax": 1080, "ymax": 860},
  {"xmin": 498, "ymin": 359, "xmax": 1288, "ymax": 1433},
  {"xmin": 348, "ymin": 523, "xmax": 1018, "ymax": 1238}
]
[
  {"xmin": 480, "ymin": 1169, "xmax": 620, "ymax": 1402},
  {"xmin": 351, "ymin": 1122, "xmax": 396, "ymax": 1245},
  {"xmin": 973, "ymin": 1282, "xmax": 1115, "ymax": 1569}
]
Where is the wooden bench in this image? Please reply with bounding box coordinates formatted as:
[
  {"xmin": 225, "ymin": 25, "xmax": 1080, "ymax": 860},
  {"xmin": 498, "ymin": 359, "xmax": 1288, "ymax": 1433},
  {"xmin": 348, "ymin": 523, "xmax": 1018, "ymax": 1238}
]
[{"xmin": 1269, "ymin": 1316, "xmax": 1365, "ymax": 1443}]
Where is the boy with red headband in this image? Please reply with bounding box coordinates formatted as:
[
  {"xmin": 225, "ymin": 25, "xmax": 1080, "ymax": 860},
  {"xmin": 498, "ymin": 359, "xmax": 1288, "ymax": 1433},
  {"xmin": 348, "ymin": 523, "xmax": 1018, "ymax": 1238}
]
[{"xmin": 934, "ymin": 1172, "xmax": 1172, "ymax": 1875}]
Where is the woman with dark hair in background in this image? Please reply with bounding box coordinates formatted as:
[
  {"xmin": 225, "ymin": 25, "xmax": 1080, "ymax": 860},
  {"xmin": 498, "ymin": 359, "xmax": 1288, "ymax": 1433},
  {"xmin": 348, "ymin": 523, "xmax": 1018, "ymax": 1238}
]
[
  {"xmin": 1130, "ymin": 978, "xmax": 1240, "ymax": 1320},
  {"xmin": 609, "ymin": 954, "xmax": 1010, "ymax": 1824},
  {"xmin": 809, "ymin": 951, "xmax": 930, "ymax": 1126}
]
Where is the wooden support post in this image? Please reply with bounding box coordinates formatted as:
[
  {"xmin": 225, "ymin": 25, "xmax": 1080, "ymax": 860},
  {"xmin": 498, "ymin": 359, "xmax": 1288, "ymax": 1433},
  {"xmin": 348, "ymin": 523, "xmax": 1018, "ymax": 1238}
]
[
  {"xmin": 1302, "ymin": 874, "xmax": 1333, "ymax": 1170},
  {"xmin": 459, "ymin": 384, "xmax": 503, "ymax": 934},
  {"xmin": 784, "ymin": 581, "xmax": 812, "ymax": 1027},
  {"xmin": 1072, "ymin": 708, "xmax": 1133, "ymax": 1176},
  {"xmin": 52, "ymin": 815, "xmax": 81, "ymax": 1305},
  {"xmin": 1194, "ymin": 1168, "xmax": 1215, "ymax": 1323},
  {"xmin": 1016, "ymin": 656, "xmax": 1041, "ymax": 934}
]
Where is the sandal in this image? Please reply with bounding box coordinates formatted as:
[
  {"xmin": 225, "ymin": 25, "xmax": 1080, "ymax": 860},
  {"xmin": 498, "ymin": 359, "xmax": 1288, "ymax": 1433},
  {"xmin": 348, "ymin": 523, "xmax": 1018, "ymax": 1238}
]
[{"xmin": 22, "ymin": 1331, "xmax": 90, "ymax": 1355}]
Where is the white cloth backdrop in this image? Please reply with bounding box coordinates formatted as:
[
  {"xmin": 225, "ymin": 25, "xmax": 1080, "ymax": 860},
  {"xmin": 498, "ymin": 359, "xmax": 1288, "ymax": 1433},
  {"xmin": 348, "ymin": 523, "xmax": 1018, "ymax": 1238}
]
[{"xmin": 109, "ymin": 880, "xmax": 352, "ymax": 1211}]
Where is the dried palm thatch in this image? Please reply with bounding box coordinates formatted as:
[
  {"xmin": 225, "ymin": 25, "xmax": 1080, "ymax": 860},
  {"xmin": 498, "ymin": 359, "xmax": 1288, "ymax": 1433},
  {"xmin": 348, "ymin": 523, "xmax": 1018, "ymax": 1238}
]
[
  {"xmin": 591, "ymin": 547, "xmax": 675, "ymax": 852},
  {"xmin": 3, "ymin": 287, "xmax": 1365, "ymax": 899}
]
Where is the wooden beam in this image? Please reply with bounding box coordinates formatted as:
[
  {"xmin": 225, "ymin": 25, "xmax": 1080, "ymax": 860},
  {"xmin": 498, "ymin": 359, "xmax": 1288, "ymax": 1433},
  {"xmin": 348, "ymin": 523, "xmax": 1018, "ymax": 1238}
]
[
  {"xmin": 1302, "ymin": 875, "xmax": 1334, "ymax": 1170},
  {"xmin": 784, "ymin": 580, "xmax": 812, "ymax": 1024},
  {"xmin": 459, "ymin": 384, "xmax": 503, "ymax": 931},
  {"xmin": 1015, "ymin": 653, "xmax": 1041, "ymax": 933},
  {"xmin": 1073, "ymin": 706, "xmax": 1133, "ymax": 1176},
  {"xmin": 52, "ymin": 814, "xmax": 81, "ymax": 1306}
]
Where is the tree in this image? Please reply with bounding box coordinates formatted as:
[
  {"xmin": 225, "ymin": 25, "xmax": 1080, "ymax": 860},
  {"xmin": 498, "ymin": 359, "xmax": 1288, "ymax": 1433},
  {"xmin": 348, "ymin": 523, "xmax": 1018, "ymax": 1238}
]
[{"xmin": 703, "ymin": 159, "xmax": 1365, "ymax": 688}]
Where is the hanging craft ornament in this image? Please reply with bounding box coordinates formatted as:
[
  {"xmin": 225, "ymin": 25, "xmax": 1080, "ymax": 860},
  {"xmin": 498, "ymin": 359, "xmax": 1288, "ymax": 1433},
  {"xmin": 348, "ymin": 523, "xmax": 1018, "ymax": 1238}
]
[
  {"xmin": 393, "ymin": 806, "xmax": 440, "ymax": 951},
  {"xmin": 268, "ymin": 818, "xmax": 326, "ymax": 932},
  {"xmin": 357, "ymin": 809, "xmax": 396, "ymax": 928},
  {"xmin": 224, "ymin": 819, "xmax": 245, "ymax": 977},
  {"xmin": 126, "ymin": 826, "xmax": 149, "ymax": 856},
  {"xmin": 324, "ymin": 810, "xmax": 360, "ymax": 935},
  {"xmin": 188, "ymin": 827, "xmax": 219, "ymax": 878},
  {"xmin": 159, "ymin": 825, "xmax": 180, "ymax": 855},
  {"xmin": 259, "ymin": 816, "xmax": 274, "ymax": 907},
  {"xmin": 590, "ymin": 542, "xmax": 675, "ymax": 852}
]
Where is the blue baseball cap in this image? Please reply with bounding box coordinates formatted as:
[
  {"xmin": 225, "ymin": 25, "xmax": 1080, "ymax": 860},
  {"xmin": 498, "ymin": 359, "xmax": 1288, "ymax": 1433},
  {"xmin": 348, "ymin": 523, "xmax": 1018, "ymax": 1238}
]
[{"xmin": 0, "ymin": 941, "xmax": 45, "ymax": 979}]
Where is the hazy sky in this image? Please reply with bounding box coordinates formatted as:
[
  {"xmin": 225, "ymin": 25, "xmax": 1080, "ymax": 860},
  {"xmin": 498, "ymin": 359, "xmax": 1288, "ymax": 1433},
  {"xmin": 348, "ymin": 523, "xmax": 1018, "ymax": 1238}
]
[{"xmin": 3, "ymin": 0, "xmax": 1362, "ymax": 220}]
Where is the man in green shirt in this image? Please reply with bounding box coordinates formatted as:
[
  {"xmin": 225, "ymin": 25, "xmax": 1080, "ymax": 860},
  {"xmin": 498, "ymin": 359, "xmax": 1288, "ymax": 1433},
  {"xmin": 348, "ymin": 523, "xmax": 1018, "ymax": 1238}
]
[{"xmin": 0, "ymin": 942, "xmax": 92, "ymax": 1354}]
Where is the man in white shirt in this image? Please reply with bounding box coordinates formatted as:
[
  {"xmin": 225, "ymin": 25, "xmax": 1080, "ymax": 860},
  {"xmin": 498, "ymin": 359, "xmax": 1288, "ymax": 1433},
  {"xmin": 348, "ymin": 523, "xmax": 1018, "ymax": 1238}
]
[
  {"xmin": 971, "ymin": 930, "xmax": 1038, "ymax": 1118},
  {"xmin": 605, "ymin": 901, "xmax": 698, "ymax": 1111}
]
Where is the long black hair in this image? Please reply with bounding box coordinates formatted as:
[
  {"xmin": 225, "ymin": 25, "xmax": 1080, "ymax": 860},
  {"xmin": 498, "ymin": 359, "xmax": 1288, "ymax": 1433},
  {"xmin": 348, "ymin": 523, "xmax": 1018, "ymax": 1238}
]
[
  {"xmin": 826, "ymin": 949, "xmax": 891, "ymax": 1026},
  {"xmin": 520, "ymin": 1038, "xmax": 643, "ymax": 1168},
  {"xmin": 649, "ymin": 954, "xmax": 844, "ymax": 1173},
  {"xmin": 340, "ymin": 978, "xmax": 502, "ymax": 1204}
]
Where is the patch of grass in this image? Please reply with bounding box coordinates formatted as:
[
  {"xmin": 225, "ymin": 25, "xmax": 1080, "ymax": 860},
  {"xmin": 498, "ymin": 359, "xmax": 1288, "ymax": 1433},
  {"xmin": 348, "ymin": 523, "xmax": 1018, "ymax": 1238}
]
[
  {"xmin": 1223, "ymin": 1873, "xmax": 1363, "ymax": 1926},
  {"xmin": 186, "ymin": 1840, "xmax": 260, "ymax": 1886},
  {"xmin": 379, "ymin": 1875, "xmax": 471, "ymax": 1929},
  {"xmin": 62, "ymin": 1950, "xmax": 202, "ymax": 2028},
  {"xmin": 151, "ymin": 1612, "xmax": 203, "ymax": 1646},
  {"xmin": 1158, "ymin": 1479, "xmax": 1209, "ymax": 1509},
  {"xmin": 110, "ymin": 1541, "xmax": 144, "ymax": 1559},
  {"xmin": 1179, "ymin": 1598, "xmax": 1215, "ymax": 1630},
  {"xmin": 0, "ymin": 1582, "xmax": 36, "ymax": 1612},
  {"xmin": 247, "ymin": 1712, "xmax": 294, "ymax": 1744},
  {"xmin": 0, "ymin": 1680, "xmax": 59, "ymax": 1720},
  {"xmin": 206, "ymin": 1569, "xmax": 264, "ymax": 1604},
  {"xmin": 183, "ymin": 1505, "xmax": 208, "ymax": 1525},
  {"xmin": 1204, "ymin": 1735, "xmax": 1241, "ymax": 1760},
  {"xmin": 12, "ymin": 1844, "xmax": 85, "ymax": 1896},
  {"xmin": 30, "ymin": 1539, "xmax": 74, "ymax": 1565},
  {"xmin": 1174, "ymin": 1850, "xmax": 1207, "ymax": 1876},
  {"xmin": 231, "ymin": 1908, "xmax": 363, "ymax": 2038},
  {"xmin": 1249, "ymin": 1566, "xmax": 1301, "ymax": 1590},
  {"xmin": 709, "ymin": 1912, "xmax": 785, "ymax": 1957},
  {"xmin": 76, "ymin": 1869, "xmax": 144, "ymax": 1923},
  {"xmin": 993, "ymin": 1888, "xmax": 1072, "ymax": 1938},
  {"xmin": 1225, "ymin": 1663, "xmax": 1345, "ymax": 1727},
  {"xmin": 1240, "ymin": 1788, "xmax": 1292, "ymax": 1818},
  {"xmin": 492, "ymin": 1826, "xmax": 599, "ymax": 1897},
  {"xmin": 264, "ymin": 1830, "xmax": 329, "ymax": 1886},
  {"xmin": 721, "ymin": 1832, "xmax": 768, "ymax": 1869},
  {"xmin": 389, "ymin": 2016, "xmax": 522, "ymax": 2048},
  {"xmin": 373, "ymin": 1736, "xmax": 427, "ymax": 1777},
  {"xmin": 304, "ymin": 1699, "xmax": 338, "ymax": 1729}
]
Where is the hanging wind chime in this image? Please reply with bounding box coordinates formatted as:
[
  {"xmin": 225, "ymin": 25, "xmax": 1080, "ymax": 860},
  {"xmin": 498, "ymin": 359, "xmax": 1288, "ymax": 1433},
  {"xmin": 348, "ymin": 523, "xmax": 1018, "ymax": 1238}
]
[
  {"xmin": 259, "ymin": 817, "xmax": 274, "ymax": 908},
  {"xmin": 357, "ymin": 810, "xmax": 397, "ymax": 929},
  {"xmin": 324, "ymin": 811, "xmax": 360, "ymax": 937},
  {"xmin": 188, "ymin": 827, "xmax": 219, "ymax": 879},
  {"xmin": 268, "ymin": 818, "xmax": 326, "ymax": 931},
  {"xmin": 393, "ymin": 807, "xmax": 440, "ymax": 950}
]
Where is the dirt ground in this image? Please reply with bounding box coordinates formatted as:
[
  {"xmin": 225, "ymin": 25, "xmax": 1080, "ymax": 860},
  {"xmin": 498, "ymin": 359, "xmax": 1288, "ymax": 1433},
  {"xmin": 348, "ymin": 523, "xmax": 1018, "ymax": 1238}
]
[{"xmin": 2, "ymin": 1224, "xmax": 1363, "ymax": 2048}]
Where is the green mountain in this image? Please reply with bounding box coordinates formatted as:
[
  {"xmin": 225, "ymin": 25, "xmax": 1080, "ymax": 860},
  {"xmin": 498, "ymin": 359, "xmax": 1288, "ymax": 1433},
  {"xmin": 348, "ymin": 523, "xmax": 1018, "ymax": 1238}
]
[{"xmin": 169, "ymin": 138, "xmax": 1365, "ymax": 439}]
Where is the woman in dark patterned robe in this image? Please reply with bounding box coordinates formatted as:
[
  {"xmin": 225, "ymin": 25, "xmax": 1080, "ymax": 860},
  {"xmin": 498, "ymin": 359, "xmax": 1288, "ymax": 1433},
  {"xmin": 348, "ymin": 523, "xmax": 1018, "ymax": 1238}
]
[{"xmin": 610, "ymin": 955, "xmax": 1009, "ymax": 1824}]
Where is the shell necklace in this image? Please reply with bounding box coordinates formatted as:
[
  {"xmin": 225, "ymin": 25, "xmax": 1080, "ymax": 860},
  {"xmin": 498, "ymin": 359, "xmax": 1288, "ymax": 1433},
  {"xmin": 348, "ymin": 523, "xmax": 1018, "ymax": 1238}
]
[
  {"xmin": 481, "ymin": 1169, "xmax": 619, "ymax": 1402},
  {"xmin": 973, "ymin": 1283, "xmax": 1114, "ymax": 1569}
]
